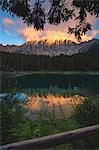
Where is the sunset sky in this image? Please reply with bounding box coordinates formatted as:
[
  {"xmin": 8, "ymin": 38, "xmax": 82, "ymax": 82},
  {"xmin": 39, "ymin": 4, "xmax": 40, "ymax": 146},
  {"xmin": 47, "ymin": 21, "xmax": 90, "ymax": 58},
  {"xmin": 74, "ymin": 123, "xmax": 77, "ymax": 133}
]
[{"xmin": 0, "ymin": 10, "xmax": 99, "ymax": 45}]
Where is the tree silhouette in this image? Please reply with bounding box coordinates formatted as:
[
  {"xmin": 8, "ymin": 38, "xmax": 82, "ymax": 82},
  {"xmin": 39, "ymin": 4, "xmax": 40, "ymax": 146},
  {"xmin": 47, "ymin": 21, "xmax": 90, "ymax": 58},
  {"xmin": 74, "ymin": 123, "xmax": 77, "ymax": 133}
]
[{"xmin": 0, "ymin": 0, "xmax": 99, "ymax": 41}]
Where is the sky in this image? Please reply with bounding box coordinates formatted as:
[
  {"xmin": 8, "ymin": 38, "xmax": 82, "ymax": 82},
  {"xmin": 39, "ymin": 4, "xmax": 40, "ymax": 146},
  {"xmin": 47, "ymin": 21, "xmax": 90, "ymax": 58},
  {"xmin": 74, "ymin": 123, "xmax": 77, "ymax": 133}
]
[{"xmin": 0, "ymin": 9, "xmax": 99, "ymax": 46}]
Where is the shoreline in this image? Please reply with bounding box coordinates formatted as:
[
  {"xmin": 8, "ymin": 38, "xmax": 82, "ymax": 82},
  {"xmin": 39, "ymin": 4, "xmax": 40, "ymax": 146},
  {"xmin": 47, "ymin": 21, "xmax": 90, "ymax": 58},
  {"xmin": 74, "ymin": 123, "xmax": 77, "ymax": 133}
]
[{"xmin": 1, "ymin": 71, "xmax": 99, "ymax": 77}]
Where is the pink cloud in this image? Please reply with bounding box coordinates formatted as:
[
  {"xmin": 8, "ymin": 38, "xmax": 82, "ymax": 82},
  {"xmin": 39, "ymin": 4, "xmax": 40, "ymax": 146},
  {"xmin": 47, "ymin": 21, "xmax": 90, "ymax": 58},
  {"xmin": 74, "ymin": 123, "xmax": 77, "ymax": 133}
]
[
  {"xmin": 3, "ymin": 18, "xmax": 15, "ymax": 25},
  {"xmin": 19, "ymin": 28, "xmax": 41, "ymax": 42},
  {"xmin": 18, "ymin": 10, "xmax": 99, "ymax": 43},
  {"xmin": 18, "ymin": 10, "xmax": 98, "ymax": 43},
  {"xmin": 19, "ymin": 26, "xmax": 93, "ymax": 43}
]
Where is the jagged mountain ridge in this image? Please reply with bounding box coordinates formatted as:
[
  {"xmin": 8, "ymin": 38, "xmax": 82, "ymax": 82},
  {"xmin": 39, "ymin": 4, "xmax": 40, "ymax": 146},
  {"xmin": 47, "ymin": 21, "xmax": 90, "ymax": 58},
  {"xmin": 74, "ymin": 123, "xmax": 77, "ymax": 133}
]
[{"xmin": 0, "ymin": 39, "xmax": 99, "ymax": 56}]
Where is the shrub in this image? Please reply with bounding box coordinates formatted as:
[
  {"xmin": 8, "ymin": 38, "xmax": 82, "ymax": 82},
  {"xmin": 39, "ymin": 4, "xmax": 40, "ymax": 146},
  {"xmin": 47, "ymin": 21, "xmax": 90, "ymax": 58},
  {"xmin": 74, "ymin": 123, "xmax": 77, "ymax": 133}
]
[
  {"xmin": 72, "ymin": 97, "xmax": 99, "ymax": 126},
  {"xmin": 1, "ymin": 94, "xmax": 99, "ymax": 149},
  {"xmin": 72, "ymin": 97, "xmax": 99, "ymax": 149},
  {"xmin": 0, "ymin": 95, "xmax": 33, "ymax": 145}
]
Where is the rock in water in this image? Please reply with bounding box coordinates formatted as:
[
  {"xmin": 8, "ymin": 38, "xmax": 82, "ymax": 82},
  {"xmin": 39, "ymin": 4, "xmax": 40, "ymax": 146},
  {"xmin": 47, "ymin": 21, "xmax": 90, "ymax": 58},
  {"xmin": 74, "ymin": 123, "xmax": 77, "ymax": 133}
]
[{"xmin": 13, "ymin": 93, "xmax": 27, "ymax": 101}]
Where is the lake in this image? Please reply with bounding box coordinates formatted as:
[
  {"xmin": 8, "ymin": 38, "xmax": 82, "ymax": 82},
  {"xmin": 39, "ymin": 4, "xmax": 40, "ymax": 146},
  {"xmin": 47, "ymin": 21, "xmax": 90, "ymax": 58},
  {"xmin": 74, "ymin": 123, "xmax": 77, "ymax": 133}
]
[{"xmin": 15, "ymin": 73, "xmax": 99, "ymax": 93}]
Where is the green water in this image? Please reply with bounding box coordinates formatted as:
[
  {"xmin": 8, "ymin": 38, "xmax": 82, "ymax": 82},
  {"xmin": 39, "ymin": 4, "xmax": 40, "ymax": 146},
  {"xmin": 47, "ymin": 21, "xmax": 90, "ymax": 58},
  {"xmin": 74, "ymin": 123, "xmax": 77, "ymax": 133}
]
[{"xmin": 15, "ymin": 73, "xmax": 99, "ymax": 93}]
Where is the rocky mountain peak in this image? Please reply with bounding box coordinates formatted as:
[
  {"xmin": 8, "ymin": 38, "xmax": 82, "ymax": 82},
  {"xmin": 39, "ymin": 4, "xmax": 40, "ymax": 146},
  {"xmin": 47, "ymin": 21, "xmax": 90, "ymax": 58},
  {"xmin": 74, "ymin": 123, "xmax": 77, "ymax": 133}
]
[{"xmin": 0, "ymin": 39, "xmax": 99, "ymax": 56}]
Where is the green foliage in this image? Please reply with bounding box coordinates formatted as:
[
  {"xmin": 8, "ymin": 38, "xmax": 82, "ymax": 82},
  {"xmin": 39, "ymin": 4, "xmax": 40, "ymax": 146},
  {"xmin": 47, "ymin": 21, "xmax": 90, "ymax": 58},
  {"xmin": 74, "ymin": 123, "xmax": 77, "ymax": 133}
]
[
  {"xmin": 72, "ymin": 97, "xmax": 99, "ymax": 126},
  {"xmin": 48, "ymin": 143, "xmax": 73, "ymax": 150},
  {"xmin": 0, "ymin": 94, "xmax": 79, "ymax": 145},
  {"xmin": 30, "ymin": 116, "xmax": 79, "ymax": 138},
  {"xmin": 4, "ymin": 103, "xmax": 80, "ymax": 143},
  {"xmin": 71, "ymin": 97, "xmax": 99, "ymax": 149},
  {"xmin": 0, "ymin": 95, "xmax": 33, "ymax": 144},
  {"xmin": 10, "ymin": 121, "xmax": 33, "ymax": 142},
  {"xmin": 1, "ymin": 94, "xmax": 99, "ymax": 149}
]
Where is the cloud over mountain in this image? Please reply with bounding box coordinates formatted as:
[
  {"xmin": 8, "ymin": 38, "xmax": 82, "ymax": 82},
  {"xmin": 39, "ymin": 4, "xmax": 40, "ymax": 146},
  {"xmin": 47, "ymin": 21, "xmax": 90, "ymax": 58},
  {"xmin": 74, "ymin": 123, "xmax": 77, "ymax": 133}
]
[
  {"xmin": 1, "ymin": 12, "xmax": 99, "ymax": 45},
  {"xmin": 19, "ymin": 27, "xmax": 93, "ymax": 43}
]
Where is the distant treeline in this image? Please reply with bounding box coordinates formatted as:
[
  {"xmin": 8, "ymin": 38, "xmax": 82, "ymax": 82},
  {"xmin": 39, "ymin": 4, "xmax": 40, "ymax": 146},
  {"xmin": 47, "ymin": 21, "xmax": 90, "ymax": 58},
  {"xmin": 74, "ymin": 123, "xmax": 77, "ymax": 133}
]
[{"xmin": 0, "ymin": 52, "xmax": 99, "ymax": 71}]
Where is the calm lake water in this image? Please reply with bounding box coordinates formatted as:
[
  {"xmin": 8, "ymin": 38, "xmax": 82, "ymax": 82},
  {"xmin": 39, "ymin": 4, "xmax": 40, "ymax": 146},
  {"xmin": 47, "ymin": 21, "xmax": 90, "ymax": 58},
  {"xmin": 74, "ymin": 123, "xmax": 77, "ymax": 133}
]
[{"xmin": 15, "ymin": 73, "xmax": 99, "ymax": 92}]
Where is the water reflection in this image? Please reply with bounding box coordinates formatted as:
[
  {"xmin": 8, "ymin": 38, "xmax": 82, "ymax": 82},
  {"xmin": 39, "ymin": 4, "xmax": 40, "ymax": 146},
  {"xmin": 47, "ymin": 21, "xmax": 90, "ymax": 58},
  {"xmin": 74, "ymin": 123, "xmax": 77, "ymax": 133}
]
[{"xmin": 25, "ymin": 95, "xmax": 85, "ymax": 119}]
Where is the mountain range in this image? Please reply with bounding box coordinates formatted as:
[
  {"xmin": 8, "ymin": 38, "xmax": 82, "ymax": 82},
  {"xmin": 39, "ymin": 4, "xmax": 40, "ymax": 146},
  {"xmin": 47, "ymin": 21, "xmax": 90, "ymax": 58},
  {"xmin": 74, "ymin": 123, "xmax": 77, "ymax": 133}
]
[{"xmin": 0, "ymin": 39, "xmax": 99, "ymax": 56}]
